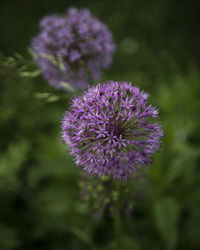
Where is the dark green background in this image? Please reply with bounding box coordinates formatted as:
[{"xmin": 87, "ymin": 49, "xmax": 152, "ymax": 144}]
[{"xmin": 0, "ymin": 0, "xmax": 200, "ymax": 249}]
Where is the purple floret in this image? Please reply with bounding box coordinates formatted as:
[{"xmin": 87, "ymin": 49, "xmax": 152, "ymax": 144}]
[
  {"xmin": 31, "ymin": 8, "xmax": 115, "ymax": 90},
  {"xmin": 61, "ymin": 81, "xmax": 164, "ymax": 180}
]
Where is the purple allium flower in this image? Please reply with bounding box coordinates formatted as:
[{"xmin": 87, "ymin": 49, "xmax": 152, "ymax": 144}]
[
  {"xmin": 31, "ymin": 8, "xmax": 115, "ymax": 90},
  {"xmin": 61, "ymin": 81, "xmax": 164, "ymax": 179}
]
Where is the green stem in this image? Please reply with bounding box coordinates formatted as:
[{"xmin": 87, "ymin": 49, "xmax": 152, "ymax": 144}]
[{"xmin": 114, "ymin": 180, "xmax": 122, "ymax": 250}]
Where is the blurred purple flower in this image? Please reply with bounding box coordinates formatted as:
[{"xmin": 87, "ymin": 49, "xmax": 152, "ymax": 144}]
[
  {"xmin": 31, "ymin": 8, "xmax": 115, "ymax": 91},
  {"xmin": 61, "ymin": 81, "xmax": 164, "ymax": 179}
]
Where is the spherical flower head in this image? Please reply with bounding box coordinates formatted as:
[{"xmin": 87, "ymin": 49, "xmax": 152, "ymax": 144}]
[
  {"xmin": 31, "ymin": 8, "xmax": 116, "ymax": 91},
  {"xmin": 61, "ymin": 81, "xmax": 164, "ymax": 180}
]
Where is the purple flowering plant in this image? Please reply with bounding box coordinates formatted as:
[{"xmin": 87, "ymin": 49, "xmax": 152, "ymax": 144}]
[
  {"xmin": 29, "ymin": 8, "xmax": 163, "ymax": 247},
  {"xmin": 32, "ymin": 8, "xmax": 115, "ymax": 91},
  {"xmin": 1, "ymin": 6, "xmax": 166, "ymax": 249},
  {"xmin": 61, "ymin": 81, "xmax": 163, "ymax": 180}
]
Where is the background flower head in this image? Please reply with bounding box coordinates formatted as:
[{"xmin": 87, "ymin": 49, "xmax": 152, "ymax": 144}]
[
  {"xmin": 31, "ymin": 8, "xmax": 116, "ymax": 91},
  {"xmin": 61, "ymin": 81, "xmax": 164, "ymax": 180}
]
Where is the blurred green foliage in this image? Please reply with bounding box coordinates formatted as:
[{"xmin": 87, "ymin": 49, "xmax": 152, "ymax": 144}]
[{"xmin": 0, "ymin": 0, "xmax": 200, "ymax": 249}]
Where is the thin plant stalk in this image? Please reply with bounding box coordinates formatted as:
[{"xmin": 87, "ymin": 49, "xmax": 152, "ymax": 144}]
[{"xmin": 114, "ymin": 180, "xmax": 122, "ymax": 250}]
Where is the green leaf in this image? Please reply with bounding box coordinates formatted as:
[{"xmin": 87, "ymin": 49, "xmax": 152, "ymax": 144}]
[
  {"xmin": 60, "ymin": 81, "xmax": 75, "ymax": 92},
  {"xmin": 47, "ymin": 95, "xmax": 60, "ymax": 103},
  {"xmin": 153, "ymin": 197, "xmax": 180, "ymax": 250},
  {"xmin": 166, "ymin": 145, "xmax": 200, "ymax": 183},
  {"xmin": 70, "ymin": 226, "xmax": 93, "ymax": 247},
  {"xmin": 57, "ymin": 56, "xmax": 65, "ymax": 71},
  {"xmin": 27, "ymin": 47, "xmax": 37, "ymax": 59},
  {"xmin": 34, "ymin": 92, "xmax": 50, "ymax": 99},
  {"xmin": 40, "ymin": 53, "xmax": 58, "ymax": 66},
  {"xmin": 0, "ymin": 141, "xmax": 30, "ymax": 190},
  {"xmin": 14, "ymin": 52, "xmax": 23, "ymax": 60},
  {"xmin": 34, "ymin": 92, "xmax": 60, "ymax": 103},
  {"xmin": 0, "ymin": 225, "xmax": 19, "ymax": 249},
  {"xmin": 19, "ymin": 69, "xmax": 40, "ymax": 78}
]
